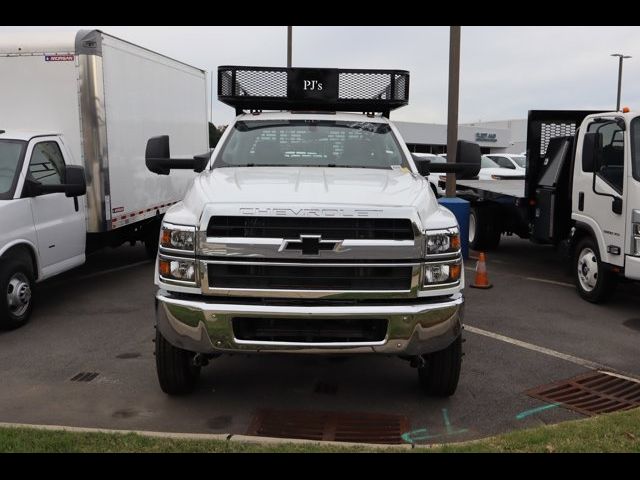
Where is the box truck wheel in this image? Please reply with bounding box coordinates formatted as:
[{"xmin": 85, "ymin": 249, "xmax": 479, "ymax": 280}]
[
  {"xmin": 0, "ymin": 259, "xmax": 34, "ymax": 330},
  {"xmin": 574, "ymin": 237, "xmax": 616, "ymax": 303},
  {"xmin": 417, "ymin": 336, "xmax": 462, "ymax": 397},
  {"xmin": 469, "ymin": 206, "xmax": 500, "ymax": 251},
  {"xmin": 155, "ymin": 329, "xmax": 200, "ymax": 395}
]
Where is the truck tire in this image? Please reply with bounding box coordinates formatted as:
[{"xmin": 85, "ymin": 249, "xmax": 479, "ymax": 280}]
[
  {"xmin": 0, "ymin": 258, "xmax": 35, "ymax": 330},
  {"xmin": 155, "ymin": 329, "xmax": 201, "ymax": 395},
  {"xmin": 469, "ymin": 206, "xmax": 501, "ymax": 251},
  {"xmin": 417, "ymin": 336, "xmax": 462, "ymax": 397},
  {"xmin": 574, "ymin": 236, "xmax": 616, "ymax": 303}
]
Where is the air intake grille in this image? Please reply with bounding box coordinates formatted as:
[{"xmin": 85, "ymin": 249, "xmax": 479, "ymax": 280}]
[
  {"xmin": 207, "ymin": 216, "xmax": 414, "ymax": 240},
  {"xmin": 208, "ymin": 263, "xmax": 413, "ymax": 291}
]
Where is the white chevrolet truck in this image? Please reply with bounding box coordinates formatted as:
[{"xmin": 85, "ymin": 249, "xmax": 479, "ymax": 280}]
[{"xmin": 145, "ymin": 67, "xmax": 481, "ymax": 396}]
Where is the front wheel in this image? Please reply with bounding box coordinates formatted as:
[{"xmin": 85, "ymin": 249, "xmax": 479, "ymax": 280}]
[
  {"xmin": 155, "ymin": 329, "xmax": 201, "ymax": 395},
  {"xmin": 0, "ymin": 259, "xmax": 35, "ymax": 330},
  {"xmin": 417, "ymin": 336, "xmax": 462, "ymax": 397},
  {"xmin": 574, "ymin": 237, "xmax": 616, "ymax": 303}
]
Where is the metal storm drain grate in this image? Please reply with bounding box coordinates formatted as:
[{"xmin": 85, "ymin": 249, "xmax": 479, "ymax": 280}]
[
  {"xmin": 70, "ymin": 372, "xmax": 99, "ymax": 382},
  {"xmin": 526, "ymin": 371, "xmax": 640, "ymax": 416},
  {"xmin": 247, "ymin": 409, "xmax": 409, "ymax": 444}
]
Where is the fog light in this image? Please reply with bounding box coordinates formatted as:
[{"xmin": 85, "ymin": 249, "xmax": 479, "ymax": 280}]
[
  {"xmin": 159, "ymin": 257, "xmax": 197, "ymax": 283},
  {"xmin": 423, "ymin": 259, "xmax": 462, "ymax": 287}
]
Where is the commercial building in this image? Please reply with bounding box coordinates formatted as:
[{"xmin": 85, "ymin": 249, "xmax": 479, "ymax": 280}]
[{"xmin": 396, "ymin": 119, "xmax": 526, "ymax": 155}]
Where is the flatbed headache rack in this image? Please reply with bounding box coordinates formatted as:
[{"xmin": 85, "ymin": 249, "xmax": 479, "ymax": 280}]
[{"xmin": 218, "ymin": 66, "xmax": 409, "ymax": 117}]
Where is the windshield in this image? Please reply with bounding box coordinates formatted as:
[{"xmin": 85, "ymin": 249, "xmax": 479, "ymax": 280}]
[
  {"xmin": 632, "ymin": 117, "xmax": 640, "ymax": 182},
  {"xmin": 510, "ymin": 155, "xmax": 526, "ymax": 168},
  {"xmin": 481, "ymin": 156, "xmax": 499, "ymax": 168},
  {"xmin": 0, "ymin": 140, "xmax": 27, "ymax": 200},
  {"xmin": 214, "ymin": 120, "xmax": 409, "ymax": 170}
]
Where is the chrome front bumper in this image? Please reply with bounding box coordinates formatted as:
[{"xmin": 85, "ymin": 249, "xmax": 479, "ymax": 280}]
[{"xmin": 155, "ymin": 290, "xmax": 463, "ymax": 356}]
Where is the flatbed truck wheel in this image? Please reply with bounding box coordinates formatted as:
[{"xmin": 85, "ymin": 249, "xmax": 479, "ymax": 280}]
[
  {"xmin": 469, "ymin": 206, "xmax": 501, "ymax": 251},
  {"xmin": 0, "ymin": 258, "xmax": 35, "ymax": 330},
  {"xmin": 417, "ymin": 336, "xmax": 462, "ymax": 397},
  {"xmin": 574, "ymin": 237, "xmax": 616, "ymax": 303},
  {"xmin": 155, "ymin": 329, "xmax": 201, "ymax": 395}
]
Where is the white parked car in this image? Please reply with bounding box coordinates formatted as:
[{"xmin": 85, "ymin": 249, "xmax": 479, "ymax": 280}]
[
  {"xmin": 484, "ymin": 153, "xmax": 527, "ymax": 173},
  {"xmin": 478, "ymin": 155, "xmax": 525, "ymax": 180}
]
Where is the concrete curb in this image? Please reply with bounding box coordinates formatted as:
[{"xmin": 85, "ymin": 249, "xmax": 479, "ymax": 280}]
[{"xmin": 0, "ymin": 422, "xmax": 420, "ymax": 450}]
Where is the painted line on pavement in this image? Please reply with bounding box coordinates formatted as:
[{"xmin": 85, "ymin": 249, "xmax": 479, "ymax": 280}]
[
  {"xmin": 525, "ymin": 277, "xmax": 573, "ymax": 288},
  {"xmin": 515, "ymin": 403, "xmax": 560, "ymax": 420},
  {"xmin": 75, "ymin": 260, "xmax": 152, "ymax": 281},
  {"xmin": 464, "ymin": 325, "xmax": 610, "ymax": 371}
]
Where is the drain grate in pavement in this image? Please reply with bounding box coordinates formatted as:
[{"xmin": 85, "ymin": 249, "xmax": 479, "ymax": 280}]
[
  {"xmin": 526, "ymin": 371, "xmax": 640, "ymax": 416},
  {"xmin": 246, "ymin": 409, "xmax": 409, "ymax": 444},
  {"xmin": 70, "ymin": 372, "xmax": 99, "ymax": 382}
]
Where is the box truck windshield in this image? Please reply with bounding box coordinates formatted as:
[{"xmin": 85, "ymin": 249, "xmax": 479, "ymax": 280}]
[
  {"xmin": 215, "ymin": 120, "xmax": 409, "ymax": 169},
  {"xmin": 0, "ymin": 140, "xmax": 26, "ymax": 199}
]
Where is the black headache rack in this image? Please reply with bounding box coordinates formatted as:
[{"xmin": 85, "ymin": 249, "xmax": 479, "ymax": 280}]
[
  {"xmin": 525, "ymin": 110, "xmax": 605, "ymax": 244},
  {"xmin": 218, "ymin": 66, "xmax": 409, "ymax": 117}
]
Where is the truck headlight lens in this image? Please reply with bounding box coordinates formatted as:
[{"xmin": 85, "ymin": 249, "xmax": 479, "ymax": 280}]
[
  {"xmin": 423, "ymin": 259, "xmax": 462, "ymax": 286},
  {"xmin": 425, "ymin": 228, "xmax": 461, "ymax": 256},
  {"xmin": 159, "ymin": 257, "xmax": 197, "ymax": 283},
  {"xmin": 160, "ymin": 223, "xmax": 195, "ymax": 251}
]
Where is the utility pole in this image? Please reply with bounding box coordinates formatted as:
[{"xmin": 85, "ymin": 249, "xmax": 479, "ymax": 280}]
[
  {"xmin": 611, "ymin": 53, "xmax": 631, "ymax": 111},
  {"xmin": 287, "ymin": 26, "xmax": 293, "ymax": 68},
  {"xmin": 446, "ymin": 26, "xmax": 461, "ymax": 198}
]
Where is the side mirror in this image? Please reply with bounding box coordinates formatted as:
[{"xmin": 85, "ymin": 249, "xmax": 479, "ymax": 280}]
[
  {"xmin": 612, "ymin": 197, "xmax": 623, "ymax": 215},
  {"xmin": 582, "ymin": 132, "xmax": 602, "ymax": 173},
  {"xmin": 63, "ymin": 165, "xmax": 87, "ymax": 197},
  {"xmin": 23, "ymin": 165, "xmax": 87, "ymax": 198},
  {"xmin": 146, "ymin": 135, "xmax": 211, "ymax": 175},
  {"xmin": 411, "ymin": 155, "xmax": 432, "ymax": 176},
  {"xmin": 455, "ymin": 140, "xmax": 481, "ymax": 179}
]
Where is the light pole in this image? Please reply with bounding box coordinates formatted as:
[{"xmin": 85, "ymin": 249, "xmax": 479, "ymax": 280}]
[
  {"xmin": 446, "ymin": 26, "xmax": 461, "ymax": 198},
  {"xmin": 287, "ymin": 26, "xmax": 293, "ymax": 68},
  {"xmin": 611, "ymin": 53, "xmax": 631, "ymax": 111}
]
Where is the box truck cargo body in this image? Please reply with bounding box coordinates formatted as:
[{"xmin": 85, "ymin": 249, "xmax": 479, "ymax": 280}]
[{"xmin": 0, "ymin": 29, "xmax": 208, "ymax": 328}]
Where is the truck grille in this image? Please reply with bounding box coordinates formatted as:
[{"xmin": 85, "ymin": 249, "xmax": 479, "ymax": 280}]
[
  {"xmin": 232, "ymin": 317, "xmax": 388, "ymax": 343},
  {"xmin": 208, "ymin": 263, "xmax": 413, "ymax": 291},
  {"xmin": 207, "ymin": 216, "xmax": 414, "ymax": 240}
]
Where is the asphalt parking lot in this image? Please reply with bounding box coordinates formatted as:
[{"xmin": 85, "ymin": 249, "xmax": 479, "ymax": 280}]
[{"xmin": 1, "ymin": 236, "xmax": 639, "ymax": 445}]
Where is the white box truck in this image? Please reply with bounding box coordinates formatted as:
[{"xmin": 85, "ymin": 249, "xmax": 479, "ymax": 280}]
[{"xmin": 0, "ymin": 30, "xmax": 208, "ymax": 328}]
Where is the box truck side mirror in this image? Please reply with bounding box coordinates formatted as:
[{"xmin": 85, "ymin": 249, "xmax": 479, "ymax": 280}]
[
  {"xmin": 582, "ymin": 132, "xmax": 602, "ymax": 173},
  {"xmin": 23, "ymin": 165, "xmax": 87, "ymax": 198},
  {"xmin": 145, "ymin": 135, "xmax": 211, "ymax": 175},
  {"xmin": 63, "ymin": 165, "xmax": 87, "ymax": 198}
]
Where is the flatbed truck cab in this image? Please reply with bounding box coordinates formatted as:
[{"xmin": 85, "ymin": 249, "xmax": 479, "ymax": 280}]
[{"xmin": 146, "ymin": 66, "xmax": 481, "ymax": 397}]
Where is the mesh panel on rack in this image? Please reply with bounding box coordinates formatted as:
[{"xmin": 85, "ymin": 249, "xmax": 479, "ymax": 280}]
[
  {"xmin": 540, "ymin": 123, "xmax": 577, "ymax": 156},
  {"xmin": 217, "ymin": 66, "xmax": 409, "ymax": 115}
]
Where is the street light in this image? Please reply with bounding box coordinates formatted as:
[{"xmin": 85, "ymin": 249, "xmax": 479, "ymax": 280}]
[{"xmin": 611, "ymin": 53, "xmax": 631, "ymax": 111}]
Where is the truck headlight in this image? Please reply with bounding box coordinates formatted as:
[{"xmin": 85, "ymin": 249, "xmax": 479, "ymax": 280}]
[
  {"xmin": 425, "ymin": 228, "xmax": 461, "ymax": 256},
  {"xmin": 159, "ymin": 257, "xmax": 197, "ymax": 284},
  {"xmin": 160, "ymin": 223, "xmax": 196, "ymax": 252},
  {"xmin": 423, "ymin": 259, "xmax": 462, "ymax": 287}
]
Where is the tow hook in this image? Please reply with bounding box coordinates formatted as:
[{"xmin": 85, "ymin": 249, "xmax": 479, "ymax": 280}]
[
  {"xmin": 193, "ymin": 353, "xmax": 210, "ymax": 367},
  {"xmin": 409, "ymin": 356, "xmax": 426, "ymax": 369}
]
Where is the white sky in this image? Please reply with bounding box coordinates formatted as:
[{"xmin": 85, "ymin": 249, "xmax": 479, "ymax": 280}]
[{"xmin": 3, "ymin": 26, "xmax": 639, "ymax": 126}]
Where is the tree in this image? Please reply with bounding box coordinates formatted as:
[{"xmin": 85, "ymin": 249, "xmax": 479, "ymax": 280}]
[{"xmin": 209, "ymin": 123, "xmax": 227, "ymax": 148}]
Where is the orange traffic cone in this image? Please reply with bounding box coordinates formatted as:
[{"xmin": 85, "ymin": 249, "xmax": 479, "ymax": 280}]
[{"xmin": 470, "ymin": 252, "xmax": 493, "ymax": 289}]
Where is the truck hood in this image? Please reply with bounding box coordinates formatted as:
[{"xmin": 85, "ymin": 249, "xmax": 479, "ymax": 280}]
[{"xmin": 192, "ymin": 167, "xmax": 427, "ymax": 207}]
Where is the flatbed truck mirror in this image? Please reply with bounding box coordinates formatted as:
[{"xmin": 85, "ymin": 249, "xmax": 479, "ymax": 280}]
[
  {"xmin": 145, "ymin": 135, "xmax": 210, "ymax": 175},
  {"xmin": 582, "ymin": 132, "xmax": 602, "ymax": 173}
]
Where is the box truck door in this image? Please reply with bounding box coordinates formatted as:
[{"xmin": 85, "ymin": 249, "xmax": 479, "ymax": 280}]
[{"xmin": 24, "ymin": 138, "xmax": 85, "ymax": 276}]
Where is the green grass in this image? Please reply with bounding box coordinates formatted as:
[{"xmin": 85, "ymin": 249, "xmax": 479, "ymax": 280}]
[{"xmin": 1, "ymin": 408, "xmax": 639, "ymax": 452}]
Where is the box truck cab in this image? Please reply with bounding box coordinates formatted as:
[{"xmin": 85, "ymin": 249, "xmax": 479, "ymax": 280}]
[
  {"xmin": 0, "ymin": 30, "xmax": 208, "ymax": 328},
  {"xmin": 0, "ymin": 131, "xmax": 87, "ymax": 327},
  {"xmin": 454, "ymin": 109, "xmax": 640, "ymax": 303}
]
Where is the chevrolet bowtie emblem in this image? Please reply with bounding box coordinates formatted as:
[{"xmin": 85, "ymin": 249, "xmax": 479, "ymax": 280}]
[{"xmin": 279, "ymin": 235, "xmax": 341, "ymax": 255}]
